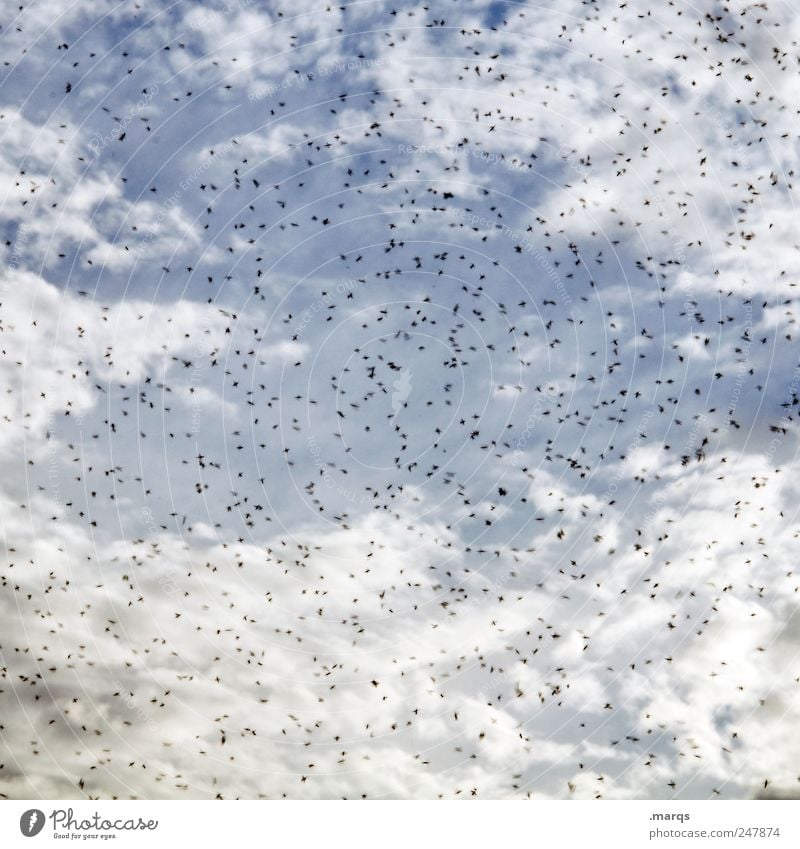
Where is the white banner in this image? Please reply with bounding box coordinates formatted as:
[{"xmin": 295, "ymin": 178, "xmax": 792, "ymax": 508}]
[{"xmin": 1, "ymin": 800, "xmax": 798, "ymax": 848}]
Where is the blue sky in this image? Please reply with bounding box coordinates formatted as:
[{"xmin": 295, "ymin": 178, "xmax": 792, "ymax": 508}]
[{"xmin": 1, "ymin": 0, "xmax": 799, "ymax": 800}]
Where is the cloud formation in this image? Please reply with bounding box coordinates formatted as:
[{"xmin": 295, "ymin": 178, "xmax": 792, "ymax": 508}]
[{"xmin": 1, "ymin": 0, "xmax": 799, "ymax": 800}]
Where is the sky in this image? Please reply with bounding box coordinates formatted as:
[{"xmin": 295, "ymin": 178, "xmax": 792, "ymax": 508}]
[{"xmin": 1, "ymin": 0, "xmax": 799, "ymax": 800}]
